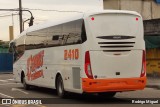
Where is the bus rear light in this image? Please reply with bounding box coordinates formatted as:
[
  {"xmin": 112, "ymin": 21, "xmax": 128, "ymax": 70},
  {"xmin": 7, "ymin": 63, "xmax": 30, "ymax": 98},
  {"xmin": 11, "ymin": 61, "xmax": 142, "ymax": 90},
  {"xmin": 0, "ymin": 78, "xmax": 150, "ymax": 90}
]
[
  {"xmin": 85, "ymin": 51, "xmax": 93, "ymax": 79},
  {"xmin": 91, "ymin": 17, "xmax": 95, "ymax": 21},
  {"xmin": 141, "ymin": 50, "xmax": 146, "ymax": 77},
  {"xmin": 136, "ymin": 18, "xmax": 139, "ymax": 21}
]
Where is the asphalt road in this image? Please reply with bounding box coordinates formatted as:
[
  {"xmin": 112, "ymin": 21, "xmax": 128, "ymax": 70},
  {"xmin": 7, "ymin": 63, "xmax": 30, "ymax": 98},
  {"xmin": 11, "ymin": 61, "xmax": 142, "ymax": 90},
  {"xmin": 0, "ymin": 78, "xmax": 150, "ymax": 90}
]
[{"xmin": 0, "ymin": 74, "xmax": 160, "ymax": 107}]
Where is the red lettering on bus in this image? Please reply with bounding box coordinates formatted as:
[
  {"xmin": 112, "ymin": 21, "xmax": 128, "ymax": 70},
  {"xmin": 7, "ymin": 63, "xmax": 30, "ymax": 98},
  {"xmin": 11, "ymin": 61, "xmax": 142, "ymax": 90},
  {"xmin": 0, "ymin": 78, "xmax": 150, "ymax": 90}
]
[{"xmin": 64, "ymin": 49, "xmax": 79, "ymax": 60}]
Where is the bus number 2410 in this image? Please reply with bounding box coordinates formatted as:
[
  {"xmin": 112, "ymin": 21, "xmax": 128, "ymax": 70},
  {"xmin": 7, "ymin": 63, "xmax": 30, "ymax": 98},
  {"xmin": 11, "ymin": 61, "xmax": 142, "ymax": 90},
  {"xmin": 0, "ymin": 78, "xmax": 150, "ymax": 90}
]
[{"xmin": 64, "ymin": 49, "xmax": 79, "ymax": 60}]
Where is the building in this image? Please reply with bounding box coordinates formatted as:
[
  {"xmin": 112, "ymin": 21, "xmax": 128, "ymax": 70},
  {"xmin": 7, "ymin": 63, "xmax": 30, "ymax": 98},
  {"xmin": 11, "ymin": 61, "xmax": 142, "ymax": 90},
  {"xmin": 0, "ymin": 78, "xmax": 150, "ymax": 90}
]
[{"xmin": 104, "ymin": 0, "xmax": 160, "ymax": 20}]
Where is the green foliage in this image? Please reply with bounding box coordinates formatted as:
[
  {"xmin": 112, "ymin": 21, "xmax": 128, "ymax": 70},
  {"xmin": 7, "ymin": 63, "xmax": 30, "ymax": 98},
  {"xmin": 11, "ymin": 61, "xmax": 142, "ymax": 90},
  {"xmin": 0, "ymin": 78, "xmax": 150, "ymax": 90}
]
[
  {"xmin": 0, "ymin": 43, "xmax": 9, "ymax": 53},
  {"xmin": 145, "ymin": 36, "xmax": 160, "ymax": 49}
]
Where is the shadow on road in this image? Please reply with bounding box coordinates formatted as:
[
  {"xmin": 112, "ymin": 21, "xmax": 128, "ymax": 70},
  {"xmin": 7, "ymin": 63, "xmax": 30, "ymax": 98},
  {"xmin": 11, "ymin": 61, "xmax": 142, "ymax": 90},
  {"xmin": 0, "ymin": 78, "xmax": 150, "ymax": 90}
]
[{"xmin": 23, "ymin": 86, "xmax": 131, "ymax": 104}]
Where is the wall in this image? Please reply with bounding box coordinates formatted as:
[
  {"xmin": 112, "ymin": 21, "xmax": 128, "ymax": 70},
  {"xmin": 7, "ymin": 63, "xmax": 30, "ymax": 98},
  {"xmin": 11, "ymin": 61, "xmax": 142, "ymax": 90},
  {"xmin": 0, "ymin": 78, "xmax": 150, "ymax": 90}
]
[
  {"xmin": 103, "ymin": 0, "xmax": 160, "ymax": 20},
  {"xmin": 0, "ymin": 53, "xmax": 13, "ymax": 72},
  {"xmin": 146, "ymin": 49, "xmax": 160, "ymax": 77}
]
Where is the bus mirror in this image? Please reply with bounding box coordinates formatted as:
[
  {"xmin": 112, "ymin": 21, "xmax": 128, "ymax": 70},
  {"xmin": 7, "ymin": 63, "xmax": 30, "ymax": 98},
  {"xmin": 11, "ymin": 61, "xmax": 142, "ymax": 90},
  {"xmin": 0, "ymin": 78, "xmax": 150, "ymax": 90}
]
[{"xmin": 52, "ymin": 35, "xmax": 59, "ymax": 40}]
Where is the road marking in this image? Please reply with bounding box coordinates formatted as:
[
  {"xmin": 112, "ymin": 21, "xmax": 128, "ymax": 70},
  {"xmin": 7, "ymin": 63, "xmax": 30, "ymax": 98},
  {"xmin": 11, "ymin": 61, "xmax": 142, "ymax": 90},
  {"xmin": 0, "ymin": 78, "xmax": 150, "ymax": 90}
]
[
  {"xmin": 11, "ymin": 105, "xmax": 26, "ymax": 107},
  {"xmin": 0, "ymin": 80, "xmax": 8, "ymax": 82},
  {"xmin": 11, "ymin": 105, "xmax": 46, "ymax": 107},
  {"xmin": 0, "ymin": 93, "xmax": 14, "ymax": 98},
  {"xmin": 0, "ymin": 83, "xmax": 21, "ymax": 86},
  {"xmin": 35, "ymin": 105, "xmax": 46, "ymax": 107},
  {"xmin": 0, "ymin": 105, "xmax": 11, "ymax": 107},
  {"xmin": 11, "ymin": 88, "xmax": 29, "ymax": 95},
  {"xmin": 0, "ymin": 79, "xmax": 14, "ymax": 83},
  {"xmin": 7, "ymin": 79, "xmax": 14, "ymax": 81}
]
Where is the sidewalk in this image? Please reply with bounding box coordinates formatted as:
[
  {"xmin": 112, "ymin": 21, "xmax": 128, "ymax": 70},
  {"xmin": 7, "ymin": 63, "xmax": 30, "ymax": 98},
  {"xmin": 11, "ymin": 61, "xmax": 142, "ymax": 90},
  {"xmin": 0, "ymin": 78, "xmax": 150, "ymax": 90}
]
[
  {"xmin": 0, "ymin": 71, "xmax": 12, "ymax": 74},
  {"xmin": 147, "ymin": 77, "xmax": 160, "ymax": 89}
]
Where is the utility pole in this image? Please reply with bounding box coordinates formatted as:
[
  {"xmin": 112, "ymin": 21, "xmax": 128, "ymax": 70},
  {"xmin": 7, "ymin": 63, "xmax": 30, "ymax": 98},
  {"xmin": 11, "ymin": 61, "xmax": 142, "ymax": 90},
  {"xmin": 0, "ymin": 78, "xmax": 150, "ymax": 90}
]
[{"xmin": 19, "ymin": 0, "xmax": 23, "ymax": 33}]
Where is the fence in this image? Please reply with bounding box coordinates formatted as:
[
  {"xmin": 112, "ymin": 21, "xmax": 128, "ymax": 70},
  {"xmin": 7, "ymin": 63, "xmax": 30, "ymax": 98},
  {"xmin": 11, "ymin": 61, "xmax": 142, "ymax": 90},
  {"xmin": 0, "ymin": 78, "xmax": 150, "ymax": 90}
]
[{"xmin": 0, "ymin": 53, "xmax": 13, "ymax": 73}]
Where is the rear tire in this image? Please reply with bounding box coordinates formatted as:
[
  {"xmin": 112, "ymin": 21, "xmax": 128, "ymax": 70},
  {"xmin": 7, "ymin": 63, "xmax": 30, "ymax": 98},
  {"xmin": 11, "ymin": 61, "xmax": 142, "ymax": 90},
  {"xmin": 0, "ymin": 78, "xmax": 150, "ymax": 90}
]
[
  {"xmin": 98, "ymin": 92, "xmax": 116, "ymax": 98},
  {"xmin": 56, "ymin": 76, "xmax": 67, "ymax": 98},
  {"xmin": 22, "ymin": 76, "xmax": 30, "ymax": 90}
]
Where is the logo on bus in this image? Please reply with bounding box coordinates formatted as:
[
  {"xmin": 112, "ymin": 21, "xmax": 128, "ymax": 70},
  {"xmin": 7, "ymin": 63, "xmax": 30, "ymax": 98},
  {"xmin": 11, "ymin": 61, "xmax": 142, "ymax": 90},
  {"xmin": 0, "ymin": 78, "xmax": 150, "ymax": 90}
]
[{"xmin": 27, "ymin": 50, "xmax": 44, "ymax": 81}]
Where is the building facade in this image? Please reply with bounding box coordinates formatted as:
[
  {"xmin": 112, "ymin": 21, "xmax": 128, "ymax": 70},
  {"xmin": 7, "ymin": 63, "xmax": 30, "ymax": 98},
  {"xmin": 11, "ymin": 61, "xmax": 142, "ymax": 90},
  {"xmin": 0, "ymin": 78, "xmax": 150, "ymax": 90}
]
[{"xmin": 104, "ymin": 0, "xmax": 160, "ymax": 20}]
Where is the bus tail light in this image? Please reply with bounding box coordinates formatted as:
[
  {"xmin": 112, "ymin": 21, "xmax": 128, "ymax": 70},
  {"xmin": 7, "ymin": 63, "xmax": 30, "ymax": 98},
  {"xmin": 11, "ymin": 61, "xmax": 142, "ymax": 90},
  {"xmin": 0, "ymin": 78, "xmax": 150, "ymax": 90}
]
[
  {"xmin": 141, "ymin": 50, "xmax": 146, "ymax": 77},
  {"xmin": 85, "ymin": 51, "xmax": 93, "ymax": 79}
]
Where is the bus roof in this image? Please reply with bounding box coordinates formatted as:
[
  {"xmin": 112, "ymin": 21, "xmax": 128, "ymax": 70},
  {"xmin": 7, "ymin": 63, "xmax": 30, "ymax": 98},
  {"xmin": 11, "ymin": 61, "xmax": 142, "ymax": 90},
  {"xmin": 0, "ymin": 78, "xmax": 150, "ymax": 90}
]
[{"xmin": 19, "ymin": 10, "xmax": 141, "ymax": 37}]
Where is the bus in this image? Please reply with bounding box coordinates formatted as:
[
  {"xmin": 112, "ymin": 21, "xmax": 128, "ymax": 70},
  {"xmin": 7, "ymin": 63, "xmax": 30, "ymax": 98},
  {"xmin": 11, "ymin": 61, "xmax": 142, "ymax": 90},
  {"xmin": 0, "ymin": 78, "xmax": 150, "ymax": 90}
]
[{"xmin": 9, "ymin": 10, "xmax": 146, "ymax": 98}]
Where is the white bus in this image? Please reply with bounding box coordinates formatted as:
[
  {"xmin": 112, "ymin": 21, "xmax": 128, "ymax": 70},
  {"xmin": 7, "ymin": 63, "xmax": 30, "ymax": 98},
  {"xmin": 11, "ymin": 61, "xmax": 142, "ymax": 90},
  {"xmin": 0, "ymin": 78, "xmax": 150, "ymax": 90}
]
[{"xmin": 9, "ymin": 10, "xmax": 146, "ymax": 98}]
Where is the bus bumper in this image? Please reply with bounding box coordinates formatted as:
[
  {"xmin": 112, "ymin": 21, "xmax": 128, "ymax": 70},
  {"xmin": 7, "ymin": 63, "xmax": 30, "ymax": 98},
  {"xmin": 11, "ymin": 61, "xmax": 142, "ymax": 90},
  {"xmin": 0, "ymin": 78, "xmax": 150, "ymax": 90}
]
[{"xmin": 82, "ymin": 77, "xmax": 146, "ymax": 93}]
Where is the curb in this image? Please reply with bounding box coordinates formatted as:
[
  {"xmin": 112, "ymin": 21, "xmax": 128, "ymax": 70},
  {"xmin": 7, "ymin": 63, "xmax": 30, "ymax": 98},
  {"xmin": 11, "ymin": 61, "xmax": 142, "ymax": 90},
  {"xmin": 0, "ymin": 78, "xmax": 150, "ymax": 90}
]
[
  {"xmin": 147, "ymin": 85, "xmax": 160, "ymax": 90},
  {"xmin": 0, "ymin": 72, "xmax": 13, "ymax": 74}
]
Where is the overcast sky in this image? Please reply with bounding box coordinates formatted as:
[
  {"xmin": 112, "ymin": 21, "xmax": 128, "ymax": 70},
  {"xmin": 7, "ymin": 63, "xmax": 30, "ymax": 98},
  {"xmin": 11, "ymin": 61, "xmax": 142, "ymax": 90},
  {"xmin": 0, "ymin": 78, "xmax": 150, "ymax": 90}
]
[{"xmin": 0, "ymin": 0, "xmax": 103, "ymax": 41}]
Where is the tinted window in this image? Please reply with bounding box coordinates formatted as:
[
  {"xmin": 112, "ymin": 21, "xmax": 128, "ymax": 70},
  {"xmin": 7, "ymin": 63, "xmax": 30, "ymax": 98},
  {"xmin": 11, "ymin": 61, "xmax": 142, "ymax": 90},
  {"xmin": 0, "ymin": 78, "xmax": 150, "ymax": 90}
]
[
  {"xmin": 81, "ymin": 21, "xmax": 87, "ymax": 43},
  {"xmin": 14, "ymin": 36, "xmax": 25, "ymax": 61},
  {"xmin": 9, "ymin": 42, "xmax": 14, "ymax": 53},
  {"xmin": 65, "ymin": 19, "xmax": 82, "ymax": 45},
  {"xmin": 9, "ymin": 42, "xmax": 17, "ymax": 62},
  {"xmin": 46, "ymin": 19, "xmax": 84, "ymax": 47},
  {"xmin": 46, "ymin": 24, "xmax": 63, "ymax": 47},
  {"xmin": 25, "ymin": 28, "xmax": 47, "ymax": 50},
  {"xmin": 24, "ymin": 19, "xmax": 87, "ymax": 50},
  {"xmin": 25, "ymin": 35, "xmax": 36, "ymax": 50}
]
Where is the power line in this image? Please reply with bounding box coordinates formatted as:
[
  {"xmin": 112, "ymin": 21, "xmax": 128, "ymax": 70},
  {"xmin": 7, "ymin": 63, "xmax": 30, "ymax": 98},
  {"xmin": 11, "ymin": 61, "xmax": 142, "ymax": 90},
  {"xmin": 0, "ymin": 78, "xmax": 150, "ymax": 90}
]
[
  {"xmin": 0, "ymin": 12, "xmax": 12, "ymax": 15},
  {"xmin": 24, "ymin": 8, "xmax": 83, "ymax": 13},
  {"xmin": 0, "ymin": 14, "xmax": 18, "ymax": 17},
  {"xmin": 0, "ymin": 8, "xmax": 34, "ymax": 32}
]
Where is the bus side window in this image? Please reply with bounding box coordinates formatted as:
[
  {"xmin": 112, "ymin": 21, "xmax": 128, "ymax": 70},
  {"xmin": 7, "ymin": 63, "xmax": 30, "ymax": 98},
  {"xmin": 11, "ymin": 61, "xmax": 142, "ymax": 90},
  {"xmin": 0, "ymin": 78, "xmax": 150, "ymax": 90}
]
[
  {"xmin": 46, "ymin": 34, "xmax": 63, "ymax": 47},
  {"xmin": 26, "ymin": 28, "xmax": 48, "ymax": 50},
  {"xmin": 65, "ymin": 19, "xmax": 82, "ymax": 45},
  {"xmin": 9, "ymin": 42, "xmax": 18, "ymax": 62},
  {"xmin": 35, "ymin": 28, "xmax": 47, "ymax": 49},
  {"xmin": 81, "ymin": 21, "xmax": 87, "ymax": 43},
  {"xmin": 52, "ymin": 35, "xmax": 59, "ymax": 40},
  {"xmin": 13, "ymin": 45, "xmax": 18, "ymax": 62},
  {"xmin": 25, "ymin": 35, "xmax": 36, "ymax": 50},
  {"xmin": 15, "ymin": 36, "xmax": 25, "ymax": 61},
  {"xmin": 46, "ymin": 24, "xmax": 63, "ymax": 47},
  {"xmin": 34, "ymin": 35, "xmax": 47, "ymax": 49},
  {"xmin": 9, "ymin": 42, "xmax": 14, "ymax": 53}
]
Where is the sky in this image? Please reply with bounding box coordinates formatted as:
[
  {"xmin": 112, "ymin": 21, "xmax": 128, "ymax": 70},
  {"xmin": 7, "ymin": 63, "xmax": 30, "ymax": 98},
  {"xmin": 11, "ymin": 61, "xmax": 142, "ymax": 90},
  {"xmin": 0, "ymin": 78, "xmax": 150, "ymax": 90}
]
[{"xmin": 0, "ymin": 0, "xmax": 103, "ymax": 41}]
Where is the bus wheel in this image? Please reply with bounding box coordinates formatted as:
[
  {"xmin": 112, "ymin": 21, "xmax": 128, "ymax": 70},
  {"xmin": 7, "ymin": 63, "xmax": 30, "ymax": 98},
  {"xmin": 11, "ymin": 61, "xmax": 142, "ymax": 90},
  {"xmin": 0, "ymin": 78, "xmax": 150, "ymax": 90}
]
[
  {"xmin": 98, "ymin": 92, "xmax": 116, "ymax": 98},
  {"xmin": 22, "ymin": 76, "xmax": 30, "ymax": 90},
  {"xmin": 56, "ymin": 76, "xmax": 67, "ymax": 98}
]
